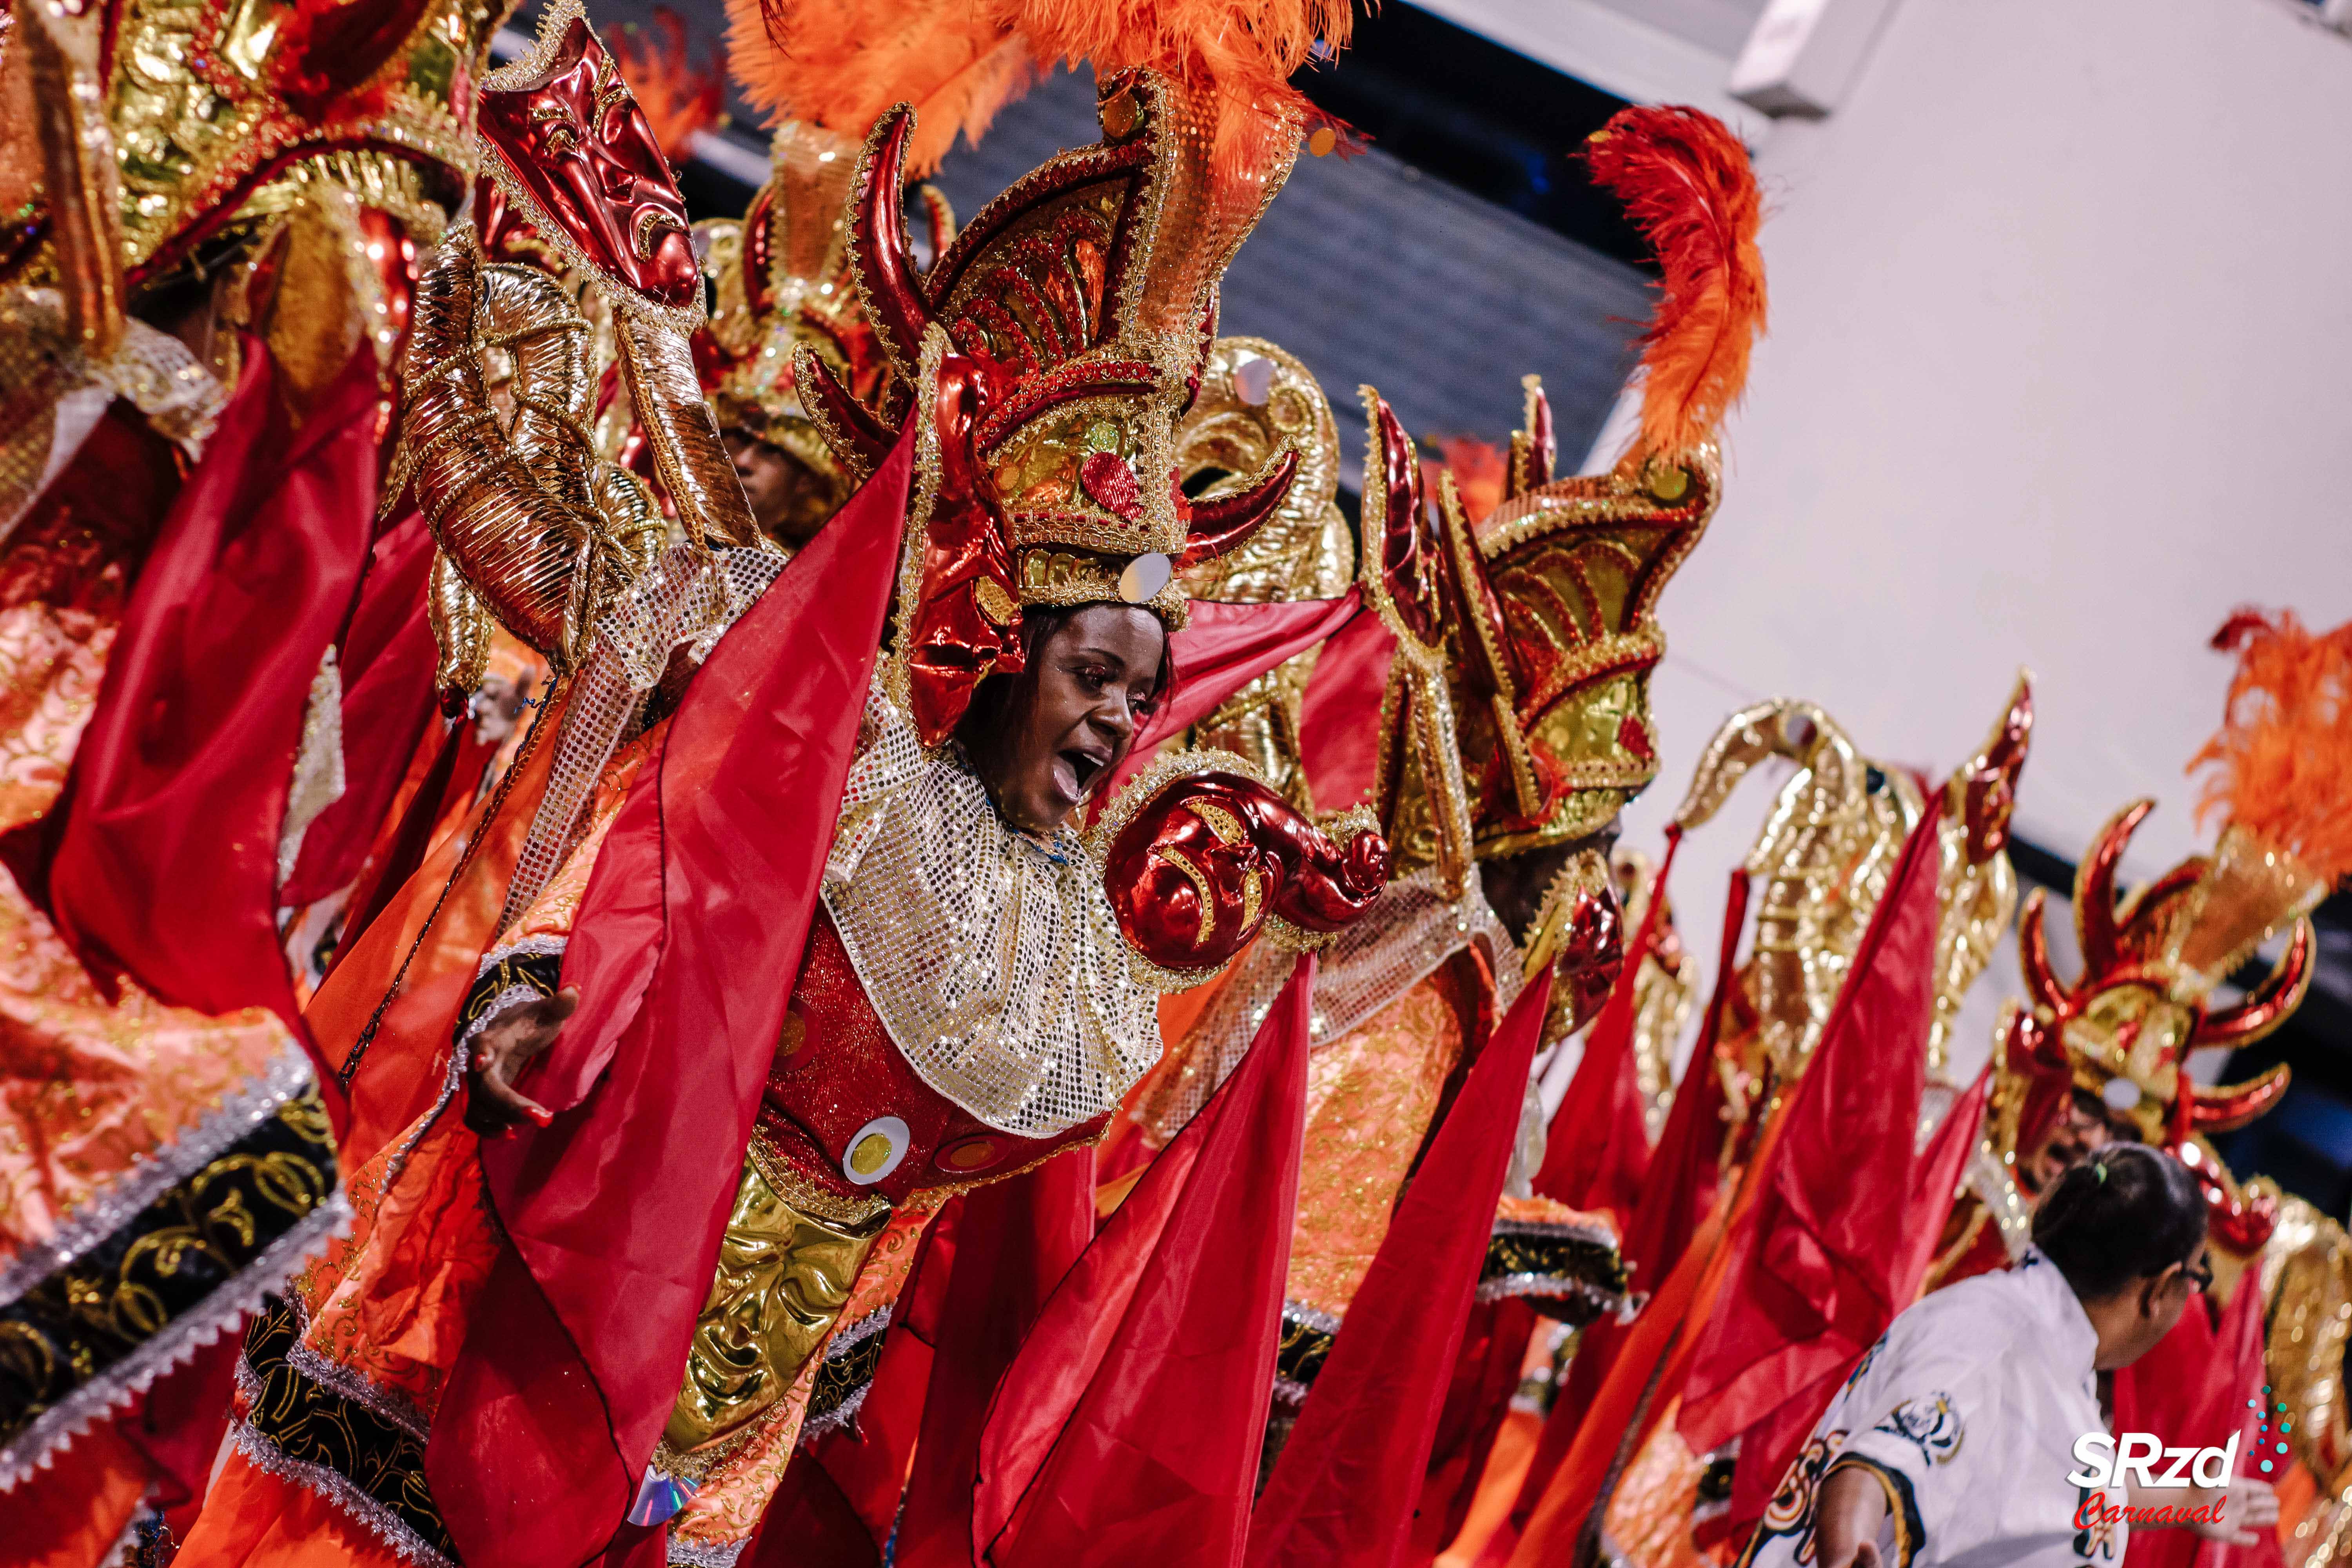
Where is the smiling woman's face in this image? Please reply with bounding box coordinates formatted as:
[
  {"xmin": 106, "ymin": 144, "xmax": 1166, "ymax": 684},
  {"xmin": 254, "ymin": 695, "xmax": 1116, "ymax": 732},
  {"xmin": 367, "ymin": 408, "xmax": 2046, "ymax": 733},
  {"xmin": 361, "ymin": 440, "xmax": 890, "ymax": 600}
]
[{"xmin": 968, "ymin": 605, "xmax": 1167, "ymax": 835}]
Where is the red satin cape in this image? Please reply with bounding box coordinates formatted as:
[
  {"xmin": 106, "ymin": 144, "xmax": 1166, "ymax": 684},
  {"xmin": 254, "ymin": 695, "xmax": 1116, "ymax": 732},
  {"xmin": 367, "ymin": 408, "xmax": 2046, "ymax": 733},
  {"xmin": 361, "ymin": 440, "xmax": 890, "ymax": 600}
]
[
  {"xmin": 36, "ymin": 342, "xmax": 382, "ymax": 1050},
  {"xmin": 427, "ymin": 432, "xmax": 915, "ymax": 1566}
]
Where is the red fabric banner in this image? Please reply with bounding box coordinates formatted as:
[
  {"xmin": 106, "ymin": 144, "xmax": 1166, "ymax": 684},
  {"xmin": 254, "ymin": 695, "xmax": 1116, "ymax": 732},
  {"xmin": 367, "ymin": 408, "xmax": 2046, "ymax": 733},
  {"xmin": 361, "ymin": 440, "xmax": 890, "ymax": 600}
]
[
  {"xmin": 429, "ymin": 432, "xmax": 915, "ymax": 1566},
  {"xmin": 37, "ymin": 340, "xmax": 381, "ymax": 1043},
  {"xmin": 1484, "ymin": 869, "xmax": 1751, "ymax": 1563},
  {"xmin": 895, "ymin": 1153, "xmax": 1098, "ymax": 1568},
  {"xmin": 1248, "ymin": 967, "xmax": 1556, "ymax": 1568},
  {"xmin": 1535, "ymin": 828, "xmax": 1684, "ymax": 1229},
  {"xmin": 1090, "ymin": 591, "xmax": 1364, "ymax": 818},
  {"xmin": 280, "ymin": 508, "xmax": 440, "ymax": 905},
  {"xmin": 1295, "ymin": 609, "xmax": 1397, "ymax": 814},
  {"xmin": 1713, "ymin": 1059, "xmax": 1993, "ymax": 1542},
  {"xmin": 976, "ymin": 955, "xmax": 1315, "ymax": 1568},
  {"xmin": 1676, "ymin": 809, "xmax": 1944, "ymax": 1459}
]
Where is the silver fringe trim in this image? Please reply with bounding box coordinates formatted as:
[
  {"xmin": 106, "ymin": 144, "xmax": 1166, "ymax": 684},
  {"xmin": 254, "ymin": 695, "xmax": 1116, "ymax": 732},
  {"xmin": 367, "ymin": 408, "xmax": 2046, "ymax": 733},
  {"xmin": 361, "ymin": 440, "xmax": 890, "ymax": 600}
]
[
  {"xmin": 283, "ymin": 1338, "xmax": 434, "ymax": 1442},
  {"xmin": 800, "ymin": 1378, "xmax": 872, "ymax": 1445},
  {"xmin": 1471, "ymin": 1274, "xmax": 1624, "ymax": 1317},
  {"xmin": 0, "ymin": 1189, "xmax": 352, "ymax": 1492},
  {"xmin": 823, "ymin": 1303, "xmax": 891, "ymax": 1358},
  {"xmin": 0, "ymin": 1041, "xmax": 322, "ymax": 1311},
  {"xmin": 667, "ymin": 1535, "xmax": 748, "ymax": 1568},
  {"xmin": 1270, "ymin": 1377, "xmax": 1313, "ymax": 1408},
  {"xmin": 229, "ymin": 1417, "xmax": 454, "ymax": 1568},
  {"xmin": 1281, "ymin": 1300, "xmax": 1341, "ymax": 1334}
]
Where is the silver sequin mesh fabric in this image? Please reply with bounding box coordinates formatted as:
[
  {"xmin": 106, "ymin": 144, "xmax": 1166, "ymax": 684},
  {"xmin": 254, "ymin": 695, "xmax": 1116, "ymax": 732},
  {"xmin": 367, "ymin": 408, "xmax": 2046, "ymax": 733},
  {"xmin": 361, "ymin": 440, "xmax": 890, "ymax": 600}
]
[
  {"xmin": 1132, "ymin": 863, "xmax": 1524, "ymax": 1146},
  {"xmin": 500, "ymin": 544, "xmax": 786, "ymax": 931},
  {"xmin": 821, "ymin": 682, "xmax": 1164, "ymax": 1140}
]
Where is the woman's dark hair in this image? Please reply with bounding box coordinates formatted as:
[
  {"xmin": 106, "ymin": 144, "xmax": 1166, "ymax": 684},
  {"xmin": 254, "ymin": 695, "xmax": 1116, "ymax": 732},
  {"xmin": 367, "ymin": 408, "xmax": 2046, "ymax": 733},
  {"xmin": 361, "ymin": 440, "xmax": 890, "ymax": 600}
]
[{"xmin": 2030, "ymin": 1143, "xmax": 2207, "ymax": 1300}]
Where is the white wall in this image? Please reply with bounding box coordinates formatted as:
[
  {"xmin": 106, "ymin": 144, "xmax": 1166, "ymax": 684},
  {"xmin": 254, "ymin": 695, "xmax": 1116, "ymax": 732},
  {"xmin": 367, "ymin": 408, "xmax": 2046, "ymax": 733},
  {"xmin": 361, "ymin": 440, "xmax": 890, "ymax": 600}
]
[{"xmin": 1605, "ymin": 0, "xmax": 2352, "ymax": 1077}]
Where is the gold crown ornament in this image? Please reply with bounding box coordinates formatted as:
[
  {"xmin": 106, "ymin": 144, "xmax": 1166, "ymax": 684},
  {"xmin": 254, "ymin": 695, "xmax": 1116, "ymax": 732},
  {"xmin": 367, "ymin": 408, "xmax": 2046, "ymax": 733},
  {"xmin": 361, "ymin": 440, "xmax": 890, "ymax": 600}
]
[
  {"xmin": 1356, "ymin": 106, "xmax": 1767, "ymax": 896},
  {"xmin": 807, "ymin": 70, "xmax": 1312, "ymax": 746},
  {"xmin": 1172, "ymin": 335, "xmax": 1356, "ymax": 808}
]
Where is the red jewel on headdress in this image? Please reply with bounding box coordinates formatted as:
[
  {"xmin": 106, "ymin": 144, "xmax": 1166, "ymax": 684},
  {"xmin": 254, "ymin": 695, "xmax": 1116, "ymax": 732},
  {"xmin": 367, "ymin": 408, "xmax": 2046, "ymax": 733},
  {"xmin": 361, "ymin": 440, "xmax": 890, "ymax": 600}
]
[{"xmin": 1080, "ymin": 450, "xmax": 1144, "ymax": 521}]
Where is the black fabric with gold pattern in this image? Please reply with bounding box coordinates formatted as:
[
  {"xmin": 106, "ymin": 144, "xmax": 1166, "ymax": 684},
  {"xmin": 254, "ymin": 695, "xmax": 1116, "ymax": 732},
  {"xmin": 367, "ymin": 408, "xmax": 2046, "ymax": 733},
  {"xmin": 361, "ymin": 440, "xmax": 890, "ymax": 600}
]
[
  {"xmin": 238, "ymin": 1296, "xmax": 455, "ymax": 1560},
  {"xmin": 454, "ymin": 947, "xmax": 566, "ymax": 1044},
  {"xmin": 804, "ymin": 1320, "xmax": 887, "ymax": 1437},
  {"xmin": 1273, "ymin": 1306, "xmax": 1336, "ymax": 1404},
  {"xmin": 1479, "ymin": 1220, "xmax": 1630, "ymax": 1324},
  {"xmin": 0, "ymin": 1087, "xmax": 339, "ymax": 1448}
]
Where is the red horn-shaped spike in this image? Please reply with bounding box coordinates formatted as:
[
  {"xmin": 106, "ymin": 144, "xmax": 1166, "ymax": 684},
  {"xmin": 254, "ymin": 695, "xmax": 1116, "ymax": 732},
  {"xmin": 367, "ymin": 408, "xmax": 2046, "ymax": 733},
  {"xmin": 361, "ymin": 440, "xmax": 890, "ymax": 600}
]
[
  {"xmin": 1506, "ymin": 377, "xmax": 1555, "ymax": 501},
  {"xmin": 2016, "ymin": 886, "xmax": 2071, "ymax": 1018},
  {"xmin": 2193, "ymin": 918, "xmax": 2316, "ymax": 1051},
  {"xmin": 1177, "ymin": 448, "xmax": 1298, "ymax": 569},
  {"xmin": 848, "ymin": 105, "xmax": 934, "ymax": 384},
  {"xmin": 1357, "ymin": 388, "xmax": 1445, "ymax": 652},
  {"xmin": 2189, "ymin": 1062, "xmax": 2291, "ymax": 1133},
  {"xmin": 796, "ymin": 345, "xmax": 901, "ymax": 474},
  {"xmin": 2075, "ymin": 800, "xmax": 2155, "ymax": 982}
]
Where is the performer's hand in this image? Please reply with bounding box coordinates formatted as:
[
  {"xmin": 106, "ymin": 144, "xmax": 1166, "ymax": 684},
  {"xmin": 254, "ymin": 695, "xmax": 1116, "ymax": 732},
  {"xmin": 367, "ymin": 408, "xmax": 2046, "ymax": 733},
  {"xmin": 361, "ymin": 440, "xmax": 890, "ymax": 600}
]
[
  {"xmin": 1813, "ymin": 1465, "xmax": 1888, "ymax": 1568},
  {"xmin": 2189, "ymin": 1477, "xmax": 2279, "ymax": 1544},
  {"xmin": 465, "ymin": 986, "xmax": 577, "ymax": 1134}
]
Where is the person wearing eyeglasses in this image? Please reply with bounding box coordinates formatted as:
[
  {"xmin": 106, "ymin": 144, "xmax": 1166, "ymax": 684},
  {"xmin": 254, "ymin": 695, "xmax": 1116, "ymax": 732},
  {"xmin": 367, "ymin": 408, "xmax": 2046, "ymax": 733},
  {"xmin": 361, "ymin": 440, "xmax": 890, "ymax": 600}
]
[{"xmin": 1742, "ymin": 1144, "xmax": 2276, "ymax": 1568}]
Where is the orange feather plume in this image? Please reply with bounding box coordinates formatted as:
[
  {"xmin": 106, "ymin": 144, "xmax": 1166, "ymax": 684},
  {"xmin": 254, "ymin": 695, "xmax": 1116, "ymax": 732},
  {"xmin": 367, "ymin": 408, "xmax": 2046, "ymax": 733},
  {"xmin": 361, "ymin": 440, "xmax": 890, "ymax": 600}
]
[
  {"xmin": 1428, "ymin": 437, "xmax": 1506, "ymax": 525},
  {"xmin": 1005, "ymin": 0, "xmax": 1354, "ymax": 126},
  {"xmin": 726, "ymin": 0, "xmax": 1035, "ymax": 176},
  {"xmin": 1581, "ymin": 105, "xmax": 1766, "ymax": 460},
  {"xmin": 609, "ymin": 8, "xmax": 728, "ymax": 167},
  {"xmin": 728, "ymin": 0, "xmax": 1353, "ymax": 176},
  {"xmin": 2190, "ymin": 608, "xmax": 2352, "ymax": 885}
]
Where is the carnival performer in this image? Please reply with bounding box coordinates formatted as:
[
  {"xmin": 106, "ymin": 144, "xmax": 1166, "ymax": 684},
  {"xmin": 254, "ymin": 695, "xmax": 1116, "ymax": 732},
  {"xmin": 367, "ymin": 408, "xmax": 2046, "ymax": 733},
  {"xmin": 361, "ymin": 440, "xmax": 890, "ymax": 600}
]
[
  {"xmin": 1118, "ymin": 107, "xmax": 1768, "ymax": 1515},
  {"xmin": 1759, "ymin": 1146, "xmax": 2272, "ymax": 1568},
  {"xmin": 1925, "ymin": 609, "xmax": 2351, "ymax": 1563},
  {"xmin": 180, "ymin": 45, "xmax": 1390, "ymax": 1568},
  {"xmin": 0, "ymin": 0, "xmax": 509, "ymax": 1555}
]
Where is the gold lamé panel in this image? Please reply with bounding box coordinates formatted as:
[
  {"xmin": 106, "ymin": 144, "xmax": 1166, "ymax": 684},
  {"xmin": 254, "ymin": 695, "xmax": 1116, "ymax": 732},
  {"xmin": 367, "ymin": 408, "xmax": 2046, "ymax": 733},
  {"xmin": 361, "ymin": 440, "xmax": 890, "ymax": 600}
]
[{"xmin": 103, "ymin": 0, "xmax": 499, "ymax": 282}]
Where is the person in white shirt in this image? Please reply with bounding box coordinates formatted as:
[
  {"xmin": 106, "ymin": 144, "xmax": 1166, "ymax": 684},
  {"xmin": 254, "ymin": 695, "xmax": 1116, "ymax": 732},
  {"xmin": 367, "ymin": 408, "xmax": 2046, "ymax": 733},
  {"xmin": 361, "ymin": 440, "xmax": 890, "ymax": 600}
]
[{"xmin": 1740, "ymin": 1144, "xmax": 2277, "ymax": 1568}]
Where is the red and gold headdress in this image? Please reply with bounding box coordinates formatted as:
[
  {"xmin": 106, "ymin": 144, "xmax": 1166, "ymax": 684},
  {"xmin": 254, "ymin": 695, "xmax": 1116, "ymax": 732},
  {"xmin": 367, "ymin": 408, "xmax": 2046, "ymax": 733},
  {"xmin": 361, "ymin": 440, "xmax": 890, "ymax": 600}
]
[
  {"xmin": 808, "ymin": 69, "xmax": 1309, "ymax": 744},
  {"xmin": 1362, "ymin": 105, "xmax": 1768, "ymax": 885},
  {"xmin": 693, "ymin": 120, "xmax": 927, "ymax": 525},
  {"xmin": 2002, "ymin": 609, "xmax": 2352, "ymax": 1254}
]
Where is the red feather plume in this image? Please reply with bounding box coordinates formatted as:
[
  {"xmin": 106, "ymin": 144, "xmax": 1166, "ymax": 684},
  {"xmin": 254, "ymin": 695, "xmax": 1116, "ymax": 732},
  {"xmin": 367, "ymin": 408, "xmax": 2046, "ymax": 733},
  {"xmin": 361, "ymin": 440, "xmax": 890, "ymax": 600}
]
[{"xmin": 1581, "ymin": 105, "xmax": 1767, "ymax": 460}]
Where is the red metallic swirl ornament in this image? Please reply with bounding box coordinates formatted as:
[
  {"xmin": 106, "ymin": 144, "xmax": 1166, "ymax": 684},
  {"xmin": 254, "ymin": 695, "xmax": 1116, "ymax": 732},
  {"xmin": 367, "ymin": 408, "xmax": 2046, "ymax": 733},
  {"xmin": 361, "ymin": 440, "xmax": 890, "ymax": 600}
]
[
  {"xmin": 902, "ymin": 348, "xmax": 1024, "ymax": 747},
  {"xmin": 1102, "ymin": 773, "xmax": 1390, "ymax": 972},
  {"xmin": 1548, "ymin": 881, "xmax": 1626, "ymax": 1036}
]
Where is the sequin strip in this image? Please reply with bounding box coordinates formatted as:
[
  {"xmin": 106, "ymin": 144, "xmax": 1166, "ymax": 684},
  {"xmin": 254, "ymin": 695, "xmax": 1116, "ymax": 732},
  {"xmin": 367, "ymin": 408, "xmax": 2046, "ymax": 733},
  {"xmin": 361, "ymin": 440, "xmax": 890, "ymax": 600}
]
[{"xmin": 822, "ymin": 679, "xmax": 1162, "ymax": 1139}]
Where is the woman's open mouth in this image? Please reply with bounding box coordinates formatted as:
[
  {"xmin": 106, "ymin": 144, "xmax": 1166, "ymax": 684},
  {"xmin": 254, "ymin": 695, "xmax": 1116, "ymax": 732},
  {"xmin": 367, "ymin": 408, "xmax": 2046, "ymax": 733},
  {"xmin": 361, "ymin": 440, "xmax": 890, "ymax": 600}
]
[{"xmin": 1054, "ymin": 746, "xmax": 1110, "ymax": 805}]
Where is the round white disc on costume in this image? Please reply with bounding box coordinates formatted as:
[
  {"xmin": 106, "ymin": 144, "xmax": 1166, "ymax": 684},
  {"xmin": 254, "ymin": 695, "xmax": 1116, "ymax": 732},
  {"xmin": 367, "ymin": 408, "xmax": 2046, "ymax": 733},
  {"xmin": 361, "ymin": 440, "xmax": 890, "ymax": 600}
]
[
  {"xmin": 1120, "ymin": 552, "xmax": 1172, "ymax": 603},
  {"xmin": 2101, "ymin": 1078, "xmax": 2142, "ymax": 1113},
  {"xmin": 842, "ymin": 1116, "xmax": 912, "ymax": 1185}
]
